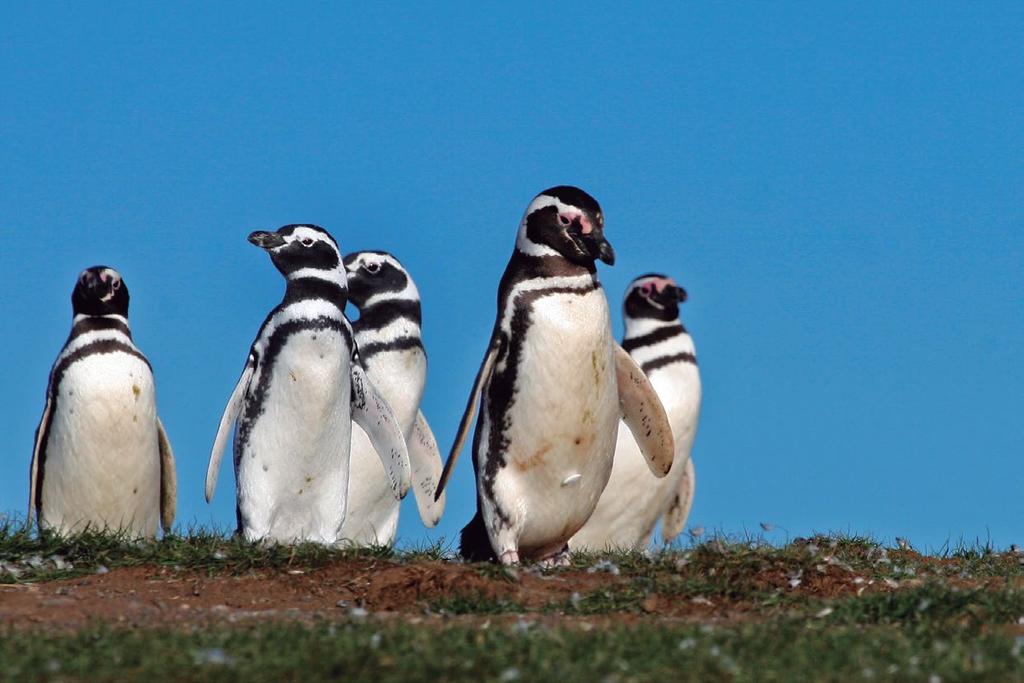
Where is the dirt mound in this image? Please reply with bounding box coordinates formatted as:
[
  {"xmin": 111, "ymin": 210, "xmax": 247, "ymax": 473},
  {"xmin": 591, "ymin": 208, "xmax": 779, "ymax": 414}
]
[{"xmin": 0, "ymin": 556, "xmax": 880, "ymax": 630}]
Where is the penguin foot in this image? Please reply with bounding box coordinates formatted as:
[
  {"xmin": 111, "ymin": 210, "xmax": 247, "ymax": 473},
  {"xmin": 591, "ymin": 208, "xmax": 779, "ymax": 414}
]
[
  {"xmin": 498, "ymin": 549, "xmax": 520, "ymax": 565},
  {"xmin": 538, "ymin": 545, "xmax": 572, "ymax": 568}
]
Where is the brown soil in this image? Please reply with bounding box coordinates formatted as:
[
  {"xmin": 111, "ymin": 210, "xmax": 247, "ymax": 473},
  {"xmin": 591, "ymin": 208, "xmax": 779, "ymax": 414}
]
[{"xmin": 0, "ymin": 557, "xmax": 901, "ymax": 630}]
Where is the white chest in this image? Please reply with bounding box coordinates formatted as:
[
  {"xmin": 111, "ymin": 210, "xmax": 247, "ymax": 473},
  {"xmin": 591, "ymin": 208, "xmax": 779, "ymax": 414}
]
[
  {"xmin": 362, "ymin": 347, "xmax": 426, "ymax": 431},
  {"xmin": 42, "ymin": 351, "xmax": 161, "ymax": 536},
  {"xmin": 490, "ymin": 288, "xmax": 621, "ymax": 551},
  {"xmin": 236, "ymin": 327, "xmax": 354, "ymax": 543}
]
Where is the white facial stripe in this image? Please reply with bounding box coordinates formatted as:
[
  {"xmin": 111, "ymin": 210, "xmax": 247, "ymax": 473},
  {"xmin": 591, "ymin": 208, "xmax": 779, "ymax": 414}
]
[
  {"xmin": 360, "ymin": 278, "xmax": 420, "ymax": 309},
  {"xmin": 288, "ymin": 226, "xmax": 337, "ymax": 247},
  {"xmin": 514, "ymin": 194, "xmax": 591, "ymax": 252},
  {"xmin": 287, "ymin": 265, "xmax": 348, "ymax": 284},
  {"xmin": 515, "ymin": 238, "xmax": 562, "ymax": 258},
  {"xmin": 346, "ymin": 252, "xmax": 403, "ymax": 276},
  {"xmin": 524, "ymin": 195, "xmax": 580, "ymax": 218},
  {"xmin": 345, "ymin": 253, "xmax": 421, "ymax": 307}
]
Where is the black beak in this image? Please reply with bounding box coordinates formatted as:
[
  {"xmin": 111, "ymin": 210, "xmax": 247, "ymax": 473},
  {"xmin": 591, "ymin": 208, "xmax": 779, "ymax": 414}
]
[
  {"xmin": 594, "ymin": 234, "xmax": 615, "ymax": 265},
  {"xmin": 654, "ymin": 284, "xmax": 687, "ymax": 305},
  {"xmin": 577, "ymin": 222, "xmax": 615, "ymax": 266},
  {"xmin": 248, "ymin": 231, "xmax": 286, "ymax": 250}
]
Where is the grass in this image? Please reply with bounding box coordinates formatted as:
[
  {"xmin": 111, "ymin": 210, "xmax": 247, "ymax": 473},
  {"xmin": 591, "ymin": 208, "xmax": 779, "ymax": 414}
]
[
  {"xmin": 2, "ymin": 518, "xmax": 1020, "ymax": 587},
  {"xmin": 2, "ymin": 619, "xmax": 1022, "ymax": 682},
  {"xmin": 3, "ymin": 522, "xmax": 1023, "ymax": 680},
  {"xmin": 0, "ymin": 517, "xmax": 450, "ymax": 583}
]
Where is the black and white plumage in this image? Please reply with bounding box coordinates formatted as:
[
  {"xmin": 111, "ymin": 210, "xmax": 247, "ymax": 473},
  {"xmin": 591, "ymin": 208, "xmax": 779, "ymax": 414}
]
[
  {"xmin": 29, "ymin": 266, "xmax": 176, "ymax": 538},
  {"xmin": 435, "ymin": 186, "xmax": 675, "ymax": 565},
  {"xmin": 338, "ymin": 251, "xmax": 444, "ymax": 545},
  {"xmin": 572, "ymin": 274, "xmax": 702, "ymax": 550},
  {"xmin": 205, "ymin": 225, "xmax": 411, "ymax": 544}
]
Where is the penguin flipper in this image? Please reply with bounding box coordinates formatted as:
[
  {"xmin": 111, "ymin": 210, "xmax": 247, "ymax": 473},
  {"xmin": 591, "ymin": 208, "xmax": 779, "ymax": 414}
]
[
  {"xmin": 614, "ymin": 343, "xmax": 674, "ymax": 478},
  {"xmin": 206, "ymin": 355, "xmax": 254, "ymax": 503},
  {"xmin": 661, "ymin": 455, "xmax": 695, "ymax": 542},
  {"xmin": 435, "ymin": 343, "xmax": 498, "ymax": 501},
  {"xmin": 350, "ymin": 363, "xmax": 412, "ymax": 500},
  {"xmin": 409, "ymin": 411, "xmax": 445, "ymax": 527},
  {"xmin": 157, "ymin": 417, "xmax": 177, "ymax": 533},
  {"xmin": 28, "ymin": 389, "xmax": 54, "ymax": 525}
]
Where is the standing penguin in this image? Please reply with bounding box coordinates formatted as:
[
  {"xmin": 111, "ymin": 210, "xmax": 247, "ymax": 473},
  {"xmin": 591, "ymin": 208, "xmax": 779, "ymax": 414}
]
[
  {"xmin": 338, "ymin": 251, "xmax": 445, "ymax": 545},
  {"xmin": 29, "ymin": 266, "xmax": 176, "ymax": 538},
  {"xmin": 434, "ymin": 186, "xmax": 675, "ymax": 565},
  {"xmin": 571, "ymin": 274, "xmax": 702, "ymax": 551},
  {"xmin": 205, "ymin": 225, "xmax": 411, "ymax": 544}
]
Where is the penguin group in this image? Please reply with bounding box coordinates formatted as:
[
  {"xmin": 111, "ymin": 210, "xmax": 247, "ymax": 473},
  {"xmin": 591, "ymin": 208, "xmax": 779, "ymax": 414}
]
[{"xmin": 28, "ymin": 186, "xmax": 701, "ymax": 565}]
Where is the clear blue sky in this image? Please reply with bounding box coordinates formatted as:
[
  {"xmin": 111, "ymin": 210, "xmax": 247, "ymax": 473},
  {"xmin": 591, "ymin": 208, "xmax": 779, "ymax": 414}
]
[{"xmin": 2, "ymin": 3, "xmax": 1021, "ymax": 551}]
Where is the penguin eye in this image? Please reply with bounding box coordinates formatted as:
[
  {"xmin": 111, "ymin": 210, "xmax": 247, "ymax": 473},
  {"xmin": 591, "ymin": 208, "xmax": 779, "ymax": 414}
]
[
  {"xmin": 111, "ymin": 279, "xmax": 121, "ymax": 291},
  {"xmin": 364, "ymin": 262, "xmax": 381, "ymax": 274},
  {"xmin": 639, "ymin": 283, "xmax": 654, "ymax": 297},
  {"xmin": 558, "ymin": 214, "xmax": 571, "ymax": 226},
  {"xmin": 300, "ymin": 238, "xmax": 315, "ymax": 247}
]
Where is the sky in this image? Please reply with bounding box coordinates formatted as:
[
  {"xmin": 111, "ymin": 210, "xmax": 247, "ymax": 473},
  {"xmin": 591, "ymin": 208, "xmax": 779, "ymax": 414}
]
[{"xmin": 1, "ymin": 3, "xmax": 1021, "ymax": 552}]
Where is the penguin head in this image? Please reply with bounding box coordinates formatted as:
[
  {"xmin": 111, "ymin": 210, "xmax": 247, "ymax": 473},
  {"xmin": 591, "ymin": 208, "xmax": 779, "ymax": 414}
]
[
  {"xmin": 624, "ymin": 273, "xmax": 687, "ymax": 322},
  {"xmin": 72, "ymin": 266, "xmax": 129, "ymax": 317},
  {"xmin": 517, "ymin": 186, "xmax": 615, "ymax": 267},
  {"xmin": 248, "ymin": 225, "xmax": 343, "ymax": 280},
  {"xmin": 342, "ymin": 251, "xmax": 419, "ymax": 309}
]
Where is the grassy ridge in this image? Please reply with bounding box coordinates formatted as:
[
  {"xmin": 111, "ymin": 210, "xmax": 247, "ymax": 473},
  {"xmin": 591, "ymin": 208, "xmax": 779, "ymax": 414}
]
[
  {"xmin": 2, "ymin": 520, "xmax": 1021, "ymax": 587},
  {"xmin": 3, "ymin": 523, "xmax": 1023, "ymax": 681}
]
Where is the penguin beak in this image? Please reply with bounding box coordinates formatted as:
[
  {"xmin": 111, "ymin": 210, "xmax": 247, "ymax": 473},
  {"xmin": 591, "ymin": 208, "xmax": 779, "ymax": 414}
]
[
  {"xmin": 654, "ymin": 284, "xmax": 687, "ymax": 305},
  {"xmin": 572, "ymin": 221, "xmax": 615, "ymax": 266},
  {"xmin": 248, "ymin": 231, "xmax": 286, "ymax": 250},
  {"xmin": 593, "ymin": 234, "xmax": 616, "ymax": 265}
]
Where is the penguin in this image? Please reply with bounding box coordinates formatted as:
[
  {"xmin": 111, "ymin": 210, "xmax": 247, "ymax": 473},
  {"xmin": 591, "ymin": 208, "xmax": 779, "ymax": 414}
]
[
  {"xmin": 28, "ymin": 266, "xmax": 176, "ymax": 538},
  {"xmin": 205, "ymin": 225, "xmax": 411, "ymax": 544},
  {"xmin": 571, "ymin": 274, "xmax": 702, "ymax": 551},
  {"xmin": 434, "ymin": 186, "xmax": 675, "ymax": 565},
  {"xmin": 337, "ymin": 251, "xmax": 445, "ymax": 545}
]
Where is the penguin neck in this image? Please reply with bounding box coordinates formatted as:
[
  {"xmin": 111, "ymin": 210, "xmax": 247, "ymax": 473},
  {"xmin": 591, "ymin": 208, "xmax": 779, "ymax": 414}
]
[
  {"xmin": 69, "ymin": 313, "xmax": 132, "ymax": 341},
  {"xmin": 621, "ymin": 315, "xmax": 691, "ymax": 356},
  {"xmin": 623, "ymin": 315, "xmax": 685, "ymax": 341},
  {"xmin": 622, "ymin": 314, "xmax": 697, "ymax": 373},
  {"xmin": 503, "ymin": 246, "xmax": 597, "ymax": 285},
  {"xmin": 352, "ymin": 295, "xmax": 422, "ymax": 337},
  {"xmin": 282, "ymin": 273, "xmax": 349, "ymax": 310}
]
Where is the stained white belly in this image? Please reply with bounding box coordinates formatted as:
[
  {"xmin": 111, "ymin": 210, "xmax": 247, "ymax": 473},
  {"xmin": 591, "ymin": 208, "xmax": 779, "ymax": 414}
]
[
  {"xmin": 572, "ymin": 361, "xmax": 702, "ymax": 550},
  {"xmin": 493, "ymin": 290, "xmax": 619, "ymax": 556},
  {"xmin": 236, "ymin": 329, "xmax": 352, "ymax": 544},
  {"xmin": 41, "ymin": 352, "xmax": 160, "ymax": 538}
]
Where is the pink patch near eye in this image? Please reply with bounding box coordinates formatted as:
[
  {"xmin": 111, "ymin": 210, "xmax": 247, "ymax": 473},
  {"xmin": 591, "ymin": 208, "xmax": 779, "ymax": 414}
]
[{"xmin": 640, "ymin": 283, "xmax": 653, "ymax": 296}]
